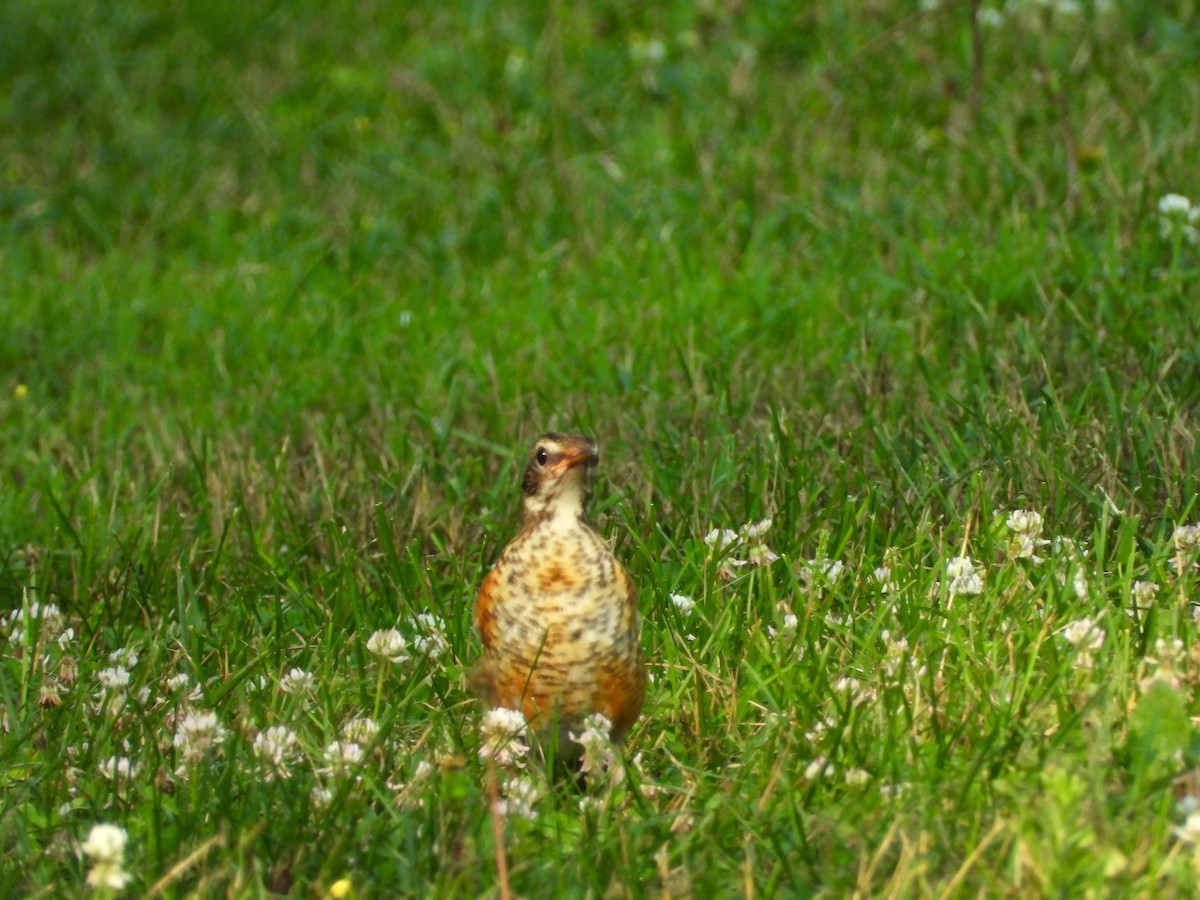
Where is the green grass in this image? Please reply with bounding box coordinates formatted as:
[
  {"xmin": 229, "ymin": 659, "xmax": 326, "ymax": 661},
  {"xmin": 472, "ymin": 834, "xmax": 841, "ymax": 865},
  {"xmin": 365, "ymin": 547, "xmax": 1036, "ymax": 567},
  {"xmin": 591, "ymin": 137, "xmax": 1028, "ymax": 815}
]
[{"xmin": 4, "ymin": 0, "xmax": 1200, "ymax": 894}]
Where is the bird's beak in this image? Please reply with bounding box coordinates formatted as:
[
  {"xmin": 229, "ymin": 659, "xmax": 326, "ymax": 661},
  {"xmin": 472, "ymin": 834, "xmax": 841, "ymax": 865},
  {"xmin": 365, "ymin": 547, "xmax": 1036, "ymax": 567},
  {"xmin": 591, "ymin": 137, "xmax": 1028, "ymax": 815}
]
[{"xmin": 558, "ymin": 443, "xmax": 599, "ymax": 470}]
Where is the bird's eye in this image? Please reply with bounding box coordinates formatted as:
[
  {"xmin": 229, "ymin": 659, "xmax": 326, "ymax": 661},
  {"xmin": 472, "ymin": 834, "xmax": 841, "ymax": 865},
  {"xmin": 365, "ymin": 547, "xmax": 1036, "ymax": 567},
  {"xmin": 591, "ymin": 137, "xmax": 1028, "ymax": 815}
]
[{"xmin": 535, "ymin": 447, "xmax": 548, "ymax": 466}]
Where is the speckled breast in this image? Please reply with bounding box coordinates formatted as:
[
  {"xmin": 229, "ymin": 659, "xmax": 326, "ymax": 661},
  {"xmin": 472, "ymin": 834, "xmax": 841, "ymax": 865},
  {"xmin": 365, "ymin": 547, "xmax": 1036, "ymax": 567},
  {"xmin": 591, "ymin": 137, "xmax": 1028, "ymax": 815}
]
[{"xmin": 477, "ymin": 519, "xmax": 645, "ymax": 740}]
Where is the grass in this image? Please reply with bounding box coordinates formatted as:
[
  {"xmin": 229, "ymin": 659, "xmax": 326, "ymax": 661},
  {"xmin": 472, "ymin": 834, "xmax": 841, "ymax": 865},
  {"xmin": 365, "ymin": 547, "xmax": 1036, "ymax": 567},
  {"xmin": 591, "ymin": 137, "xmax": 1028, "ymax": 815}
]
[{"xmin": 3, "ymin": 0, "xmax": 1200, "ymax": 894}]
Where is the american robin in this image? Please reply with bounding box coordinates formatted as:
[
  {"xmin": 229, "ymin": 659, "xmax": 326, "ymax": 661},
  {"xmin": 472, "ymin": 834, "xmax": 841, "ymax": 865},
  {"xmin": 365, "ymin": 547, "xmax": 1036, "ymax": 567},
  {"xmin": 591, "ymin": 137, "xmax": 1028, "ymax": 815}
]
[{"xmin": 472, "ymin": 432, "xmax": 645, "ymax": 752}]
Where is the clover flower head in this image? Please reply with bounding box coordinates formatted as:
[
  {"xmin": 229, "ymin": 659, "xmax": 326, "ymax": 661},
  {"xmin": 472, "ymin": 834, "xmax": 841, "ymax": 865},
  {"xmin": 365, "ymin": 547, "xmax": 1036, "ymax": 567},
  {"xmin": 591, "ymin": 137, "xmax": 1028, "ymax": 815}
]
[
  {"xmin": 342, "ymin": 716, "xmax": 380, "ymax": 745},
  {"xmin": 669, "ymin": 593, "xmax": 695, "ymax": 616},
  {"xmin": 366, "ymin": 628, "xmax": 410, "ymax": 665},
  {"xmin": 479, "ymin": 707, "xmax": 530, "ymax": 766},
  {"xmin": 279, "ymin": 668, "xmax": 315, "ymax": 694},
  {"xmin": 945, "ymin": 556, "xmax": 984, "ymax": 596},
  {"xmin": 173, "ymin": 710, "xmax": 228, "ymax": 765},
  {"xmin": 1174, "ymin": 524, "xmax": 1200, "ymax": 553},
  {"xmin": 323, "ymin": 740, "xmax": 366, "ymax": 776},
  {"xmin": 569, "ymin": 713, "xmax": 616, "ymax": 775},
  {"xmin": 496, "ymin": 774, "xmax": 541, "ymax": 820},
  {"xmin": 253, "ymin": 726, "xmax": 299, "ymax": 778},
  {"xmin": 97, "ymin": 667, "xmax": 131, "ymax": 692},
  {"xmin": 81, "ymin": 823, "xmax": 133, "ymax": 891}
]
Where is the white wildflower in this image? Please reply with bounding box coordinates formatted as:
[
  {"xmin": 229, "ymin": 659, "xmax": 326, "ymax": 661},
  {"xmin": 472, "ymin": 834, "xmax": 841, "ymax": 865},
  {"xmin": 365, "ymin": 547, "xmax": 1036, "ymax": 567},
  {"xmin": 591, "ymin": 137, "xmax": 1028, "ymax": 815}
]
[
  {"xmin": 411, "ymin": 615, "xmax": 449, "ymax": 658},
  {"xmin": 323, "ymin": 740, "xmax": 365, "ymax": 776},
  {"xmin": 1158, "ymin": 193, "xmax": 1200, "ymax": 243},
  {"xmin": 669, "ymin": 593, "xmax": 696, "ymax": 616},
  {"xmin": 479, "ymin": 707, "xmax": 530, "ymax": 766},
  {"xmin": 173, "ymin": 710, "xmax": 228, "ymax": 766},
  {"xmin": 742, "ymin": 518, "xmax": 773, "ymax": 539},
  {"xmin": 97, "ymin": 667, "xmax": 131, "ymax": 691},
  {"xmin": 98, "ymin": 756, "xmax": 139, "ymax": 783},
  {"xmin": 1174, "ymin": 524, "xmax": 1200, "ymax": 553},
  {"xmin": 1130, "ymin": 580, "xmax": 1159, "ymax": 612},
  {"xmin": 1072, "ymin": 569, "xmax": 1090, "ymax": 601},
  {"xmin": 1159, "ymin": 193, "xmax": 1192, "ymax": 217},
  {"xmin": 366, "ymin": 629, "xmax": 410, "ymax": 665},
  {"xmin": 803, "ymin": 756, "xmax": 834, "ymax": 781},
  {"xmin": 569, "ymin": 713, "xmax": 615, "ymax": 776},
  {"xmin": 253, "ymin": 726, "xmax": 299, "ymax": 778},
  {"xmin": 873, "ymin": 566, "xmax": 897, "ymax": 593},
  {"xmin": 844, "ymin": 768, "xmax": 870, "ymax": 787},
  {"xmin": 163, "ymin": 672, "xmax": 191, "ymax": 692},
  {"xmin": 945, "ymin": 556, "xmax": 984, "ymax": 596},
  {"xmin": 1058, "ymin": 617, "xmax": 1105, "ymax": 657},
  {"xmin": 279, "ymin": 668, "xmax": 315, "ymax": 694},
  {"xmin": 1175, "ymin": 812, "xmax": 1200, "ymax": 844},
  {"xmin": 108, "ymin": 647, "xmax": 139, "ymax": 669},
  {"xmin": 703, "ymin": 528, "xmax": 740, "ymax": 550},
  {"xmin": 1006, "ymin": 509, "xmax": 1043, "ymax": 536},
  {"xmin": 808, "ymin": 558, "xmax": 845, "ymax": 584},
  {"xmin": 496, "ymin": 774, "xmax": 541, "ymax": 820},
  {"xmin": 342, "ymin": 716, "xmax": 380, "ymax": 745},
  {"xmin": 81, "ymin": 823, "xmax": 132, "ymax": 891},
  {"xmin": 311, "ymin": 785, "xmax": 333, "ymax": 807}
]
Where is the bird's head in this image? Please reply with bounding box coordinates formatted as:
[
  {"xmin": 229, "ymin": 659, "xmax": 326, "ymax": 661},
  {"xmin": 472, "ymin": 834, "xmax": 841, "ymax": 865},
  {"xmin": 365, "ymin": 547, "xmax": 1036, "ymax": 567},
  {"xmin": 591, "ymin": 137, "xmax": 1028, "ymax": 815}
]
[{"xmin": 520, "ymin": 432, "xmax": 599, "ymax": 524}]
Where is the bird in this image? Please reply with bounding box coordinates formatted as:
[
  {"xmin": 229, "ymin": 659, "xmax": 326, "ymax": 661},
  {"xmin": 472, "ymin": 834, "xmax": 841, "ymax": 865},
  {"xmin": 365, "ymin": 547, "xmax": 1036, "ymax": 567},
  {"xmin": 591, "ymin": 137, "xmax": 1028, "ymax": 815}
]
[{"xmin": 472, "ymin": 432, "xmax": 645, "ymax": 758}]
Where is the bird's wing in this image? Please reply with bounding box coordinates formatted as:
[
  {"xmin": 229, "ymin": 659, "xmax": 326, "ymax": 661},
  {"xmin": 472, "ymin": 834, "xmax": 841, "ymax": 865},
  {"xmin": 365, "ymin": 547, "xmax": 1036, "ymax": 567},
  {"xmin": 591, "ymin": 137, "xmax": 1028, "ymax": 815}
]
[{"xmin": 474, "ymin": 565, "xmax": 502, "ymax": 651}]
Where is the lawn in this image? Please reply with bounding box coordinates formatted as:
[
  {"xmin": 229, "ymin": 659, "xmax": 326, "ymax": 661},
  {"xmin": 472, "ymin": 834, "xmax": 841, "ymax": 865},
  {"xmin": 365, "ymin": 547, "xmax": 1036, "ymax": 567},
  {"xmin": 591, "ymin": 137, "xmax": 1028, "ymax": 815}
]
[{"xmin": 3, "ymin": 0, "xmax": 1200, "ymax": 895}]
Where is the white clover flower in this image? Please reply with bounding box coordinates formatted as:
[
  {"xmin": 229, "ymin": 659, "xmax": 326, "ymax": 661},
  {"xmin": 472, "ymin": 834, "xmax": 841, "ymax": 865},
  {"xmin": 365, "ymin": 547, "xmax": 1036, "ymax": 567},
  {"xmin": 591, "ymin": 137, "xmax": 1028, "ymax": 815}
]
[
  {"xmin": 311, "ymin": 785, "xmax": 333, "ymax": 807},
  {"xmin": 1058, "ymin": 617, "xmax": 1105, "ymax": 654},
  {"xmin": 945, "ymin": 556, "xmax": 984, "ymax": 596},
  {"xmin": 1005, "ymin": 509, "xmax": 1043, "ymax": 536},
  {"xmin": 279, "ymin": 668, "xmax": 315, "ymax": 694},
  {"xmin": 1158, "ymin": 193, "xmax": 1200, "ymax": 243},
  {"xmin": 703, "ymin": 528, "xmax": 740, "ymax": 550},
  {"xmin": 342, "ymin": 716, "xmax": 380, "ymax": 745},
  {"xmin": 253, "ymin": 726, "xmax": 299, "ymax": 778},
  {"xmin": 844, "ymin": 768, "xmax": 870, "ymax": 787},
  {"xmin": 98, "ymin": 756, "xmax": 139, "ymax": 783},
  {"xmin": 496, "ymin": 774, "xmax": 541, "ymax": 820},
  {"xmin": 366, "ymin": 629, "xmax": 410, "ymax": 665},
  {"xmin": 6, "ymin": 600, "xmax": 66, "ymax": 644},
  {"xmin": 1130, "ymin": 580, "xmax": 1160, "ymax": 611},
  {"xmin": 57, "ymin": 627, "xmax": 75, "ymax": 651},
  {"xmin": 873, "ymin": 566, "xmax": 897, "ymax": 593},
  {"xmin": 669, "ymin": 593, "xmax": 695, "ymax": 616},
  {"xmin": 323, "ymin": 740, "xmax": 366, "ymax": 776},
  {"xmin": 81, "ymin": 823, "xmax": 132, "ymax": 891},
  {"xmin": 108, "ymin": 647, "xmax": 139, "ymax": 669},
  {"xmin": 742, "ymin": 518, "xmax": 773, "ymax": 540},
  {"xmin": 479, "ymin": 707, "xmax": 530, "ymax": 766},
  {"xmin": 164, "ymin": 672, "xmax": 189, "ymax": 691},
  {"xmin": 173, "ymin": 710, "xmax": 228, "ymax": 765},
  {"xmin": 1174, "ymin": 524, "xmax": 1200, "ymax": 553},
  {"xmin": 803, "ymin": 757, "xmax": 834, "ymax": 781},
  {"xmin": 781, "ymin": 611, "xmax": 798, "ymax": 631},
  {"xmin": 97, "ymin": 667, "xmax": 131, "ymax": 691},
  {"xmin": 569, "ymin": 713, "xmax": 615, "ymax": 776},
  {"xmin": 1159, "ymin": 194, "xmax": 1193, "ymax": 217},
  {"xmin": 1071, "ymin": 569, "xmax": 1090, "ymax": 601},
  {"xmin": 411, "ymin": 615, "xmax": 449, "ymax": 658},
  {"xmin": 1175, "ymin": 812, "xmax": 1200, "ymax": 844},
  {"xmin": 807, "ymin": 558, "xmax": 844, "ymax": 583}
]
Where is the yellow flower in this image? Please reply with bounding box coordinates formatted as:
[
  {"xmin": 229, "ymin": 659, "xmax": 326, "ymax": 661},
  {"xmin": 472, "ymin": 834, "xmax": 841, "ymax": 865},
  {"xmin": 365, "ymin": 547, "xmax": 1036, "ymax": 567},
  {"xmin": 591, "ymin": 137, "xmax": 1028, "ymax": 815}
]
[
  {"xmin": 13, "ymin": 383, "xmax": 28, "ymax": 400},
  {"xmin": 327, "ymin": 877, "xmax": 353, "ymax": 899}
]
